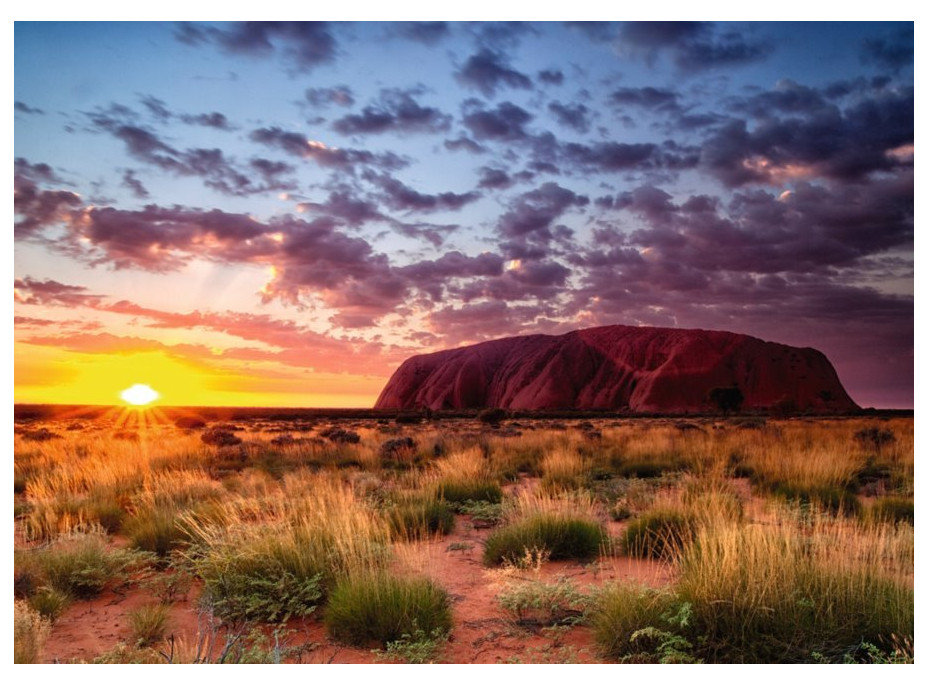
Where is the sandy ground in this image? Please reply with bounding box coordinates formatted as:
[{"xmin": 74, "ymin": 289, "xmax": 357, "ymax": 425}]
[{"xmin": 41, "ymin": 507, "xmax": 673, "ymax": 664}]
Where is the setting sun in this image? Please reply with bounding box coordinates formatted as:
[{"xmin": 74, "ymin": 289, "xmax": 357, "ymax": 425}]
[{"xmin": 120, "ymin": 383, "xmax": 160, "ymax": 406}]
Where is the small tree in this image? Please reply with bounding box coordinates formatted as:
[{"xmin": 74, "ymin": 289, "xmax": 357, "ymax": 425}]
[{"xmin": 708, "ymin": 386, "xmax": 744, "ymax": 415}]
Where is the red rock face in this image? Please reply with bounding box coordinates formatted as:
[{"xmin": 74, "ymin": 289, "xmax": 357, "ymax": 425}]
[{"xmin": 374, "ymin": 325, "xmax": 859, "ymax": 413}]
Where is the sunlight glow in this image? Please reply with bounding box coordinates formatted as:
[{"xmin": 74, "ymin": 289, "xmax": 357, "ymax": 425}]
[{"xmin": 120, "ymin": 383, "xmax": 160, "ymax": 406}]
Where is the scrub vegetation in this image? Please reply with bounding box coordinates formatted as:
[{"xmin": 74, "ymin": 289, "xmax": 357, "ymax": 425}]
[{"xmin": 13, "ymin": 410, "xmax": 914, "ymax": 663}]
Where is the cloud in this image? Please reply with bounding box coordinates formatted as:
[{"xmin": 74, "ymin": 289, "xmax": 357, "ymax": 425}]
[
  {"xmin": 610, "ymin": 86, "xmax": 680, "ymax": 112},
  {"xmin": 121, "ymin": 170, "xmax": 150, "ymax": 198},
  {"xmin": 365, "ymin": 173, "xmax": 481, "ymax": 213},
  {"xmin": 14, "ymin": 158, "xmax": 83, "ymax": 237},
  {"xmin": 613, "ymin": 22, "xmax": 770, "ymax": 72},
  {"xmin": 14, "ymin": 277, "xmax": 103, "ymax": 307},
  {"xmin": 88, "ymin": 110, "xmax": 292, "ymax": 196},
  {"xmin": 860, "ymin": 28, "xmax": 913, "ymax": 72},
  {"xmin": 497, "ymin": 182, "xmax": 588, "ymax": 257},
  {"xmin": 305, "ymin": 85, "xmax": 355, "ymax": 108},
  {"xmin": 15, "ymin": 101, "xmax": 44, "ymax": 115},
  {"xmin": 462, "ymin": 100, "xmax": 533, "ymax": 141},
  {"xmin": 548, "ymin": 101, "xmax": 591, "ymax": 133},
  {"xmin": 332, "ymin": 89, "xmax": 451, "ymax": 136},
  {"xmin": 455, "ymin": 48, "xmax": 532, "ymax": 97},
  {"xmin": 177, "ymin": 21, "xmax": 337, "ymax": 73},
  {"xmin": 702, "ymin": 83, "xmax": 914, "ymax": 186},
  {"xmin": 394, "ymin": 21, "xmax": 450, "ymax": 45},
  {"xmin": 538, "ymin": 69, "xmax": 564, "ymax": 85},
  {"xmin": 250, "ymin": 126, "xmax": 408, "ymax": 171}
]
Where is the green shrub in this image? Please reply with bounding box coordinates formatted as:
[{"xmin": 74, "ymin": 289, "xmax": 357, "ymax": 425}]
[
  {"xmin": 483, "ymin": 514, "xmax": 607, "ymax": 566},
  {"xmin": 28, "ymin": 533, "xmax": 153, "ymax": 599},
  {"xmin": 589, "ymin": 584, "xmax": 682, "ymax": 661},
  {"xmin": 498, "ymin": 577, "xmax": 591, "ymax": 627},
  {"xmin": 196, "ymin": 546, "xmax": 324, "ymax": 624},
  {"xmin": 324, "ymin": 572, "xmax": 452, "ymax": 648},
  {"xmin": 435, "ymin": 480, "xmax": 503, "ymax": 505},
  {"xmin": 29, "ymin": 586, "xmax": 71, "ymax": 621},
  {"xmin": 387, "ymin": 498, "xmax": 455, "ymax": 540},
  {"xmin": 769, "ymin": 483, "xmax": 860, "ymax": 517},
  {"xmin": 622, "ymin": 510, "xmax": 696, "ymax": 560}
]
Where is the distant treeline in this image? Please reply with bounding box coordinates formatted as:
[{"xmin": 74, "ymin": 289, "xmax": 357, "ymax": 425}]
[{"xmin": 12, "ymin": 403, "xmax": 912, "ymax": 423}]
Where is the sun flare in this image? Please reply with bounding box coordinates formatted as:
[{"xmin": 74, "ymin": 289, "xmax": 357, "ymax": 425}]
[{"xmin": 120, "ymin": 383, "xmax": 160, "ymax": 406}]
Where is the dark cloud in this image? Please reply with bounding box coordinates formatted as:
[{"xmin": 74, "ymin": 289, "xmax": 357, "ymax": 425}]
[
  {"xmin": 861, "ymin": 28, "xmax": 913, "ymax": 72},
  {"xmin": 548, "ymin": 101, "xmax": 591, "ymax": 133},
  {"xmin": 538, "ymin": 69, "xmax": 564, "ymax": 85},
  {"xmin": 366, "ymin": 173, "xmax": 481, "ymax": 214},
  {"xmin": 563, "ymin": 22, "xmax": 616, "ymax": 43},
  {"xmin": 477, "ymin": 167, "xmax": 532, "ymax": 190},
  {"xmin": 297, "ymin": 188, "xmax": 386, "ymax": 227},
  {"xmin": 610, "ymin": 86, "xmax": 680, "ymax": 112},
  {"xmin": 121, "ymin": 170, "xmax": 150, "ymax": 198},
  {"xmin": 140, "ymin": 95, "xmax": 234, "ymax": 130},
  {"xmin": 455, "ymin": 49, "xmax": 532, "ymax": 97},
  {"xmin": 703, "ymin": 84, "xmax": 914, "ymax": 186},
  {"xmin": 88, "ymin": 111, "xmax": 288, "ymax": 196},
  {"xmin": 14, "ymin": 158, "xmax": 82, "ymax": 237},
  {"xmin": 615, "ymin": 22, "xmax": 769, "ymax": 72},
  {"xmin": 305, "ymin": 86, "xmax": 355, "ymax": 108},
  {"xmin": 332, "ymin": 89, "xmax": 451, "ymax": 136},
  {"xmin": 462, "ymin": 100, "xmax": 533, "ymax": 141},
  {"xmin": 443, "ymin": 136, "xmax": 487, "ymax": 154},
  {"xmin": 397, "ymin": 251, "xmax": 505, "ymax": 300},
  {"xmin": 15, "ymin": 101, "xmax": 45, "ymax": 115},
  {"xmin": 562, "ymin": 141, "xmax": 658, "ymax": 171},
  {"xmin": 498, "ymin": 182, "xmax": 588, "ymax": 255},
  {"xmin": 394, "ymin": 21, "xmax": 450, "ymax": 45},
  {"xmin": 250, "ymin": 126, "xmax": 408, "ymax": 171},
  {"xmin": 177, "ymin": 21, "xmax": 337, "ymax": 73}
]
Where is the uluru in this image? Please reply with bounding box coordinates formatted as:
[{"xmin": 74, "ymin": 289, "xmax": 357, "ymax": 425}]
[{"xmin": 375, "ymin": 325, "xmax": 859, "ymax": 414}]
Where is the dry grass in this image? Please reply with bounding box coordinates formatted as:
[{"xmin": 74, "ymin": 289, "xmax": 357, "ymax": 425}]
[{"xmin": 12, "ymin": 414, "xmax": 914, "ymax": 664}]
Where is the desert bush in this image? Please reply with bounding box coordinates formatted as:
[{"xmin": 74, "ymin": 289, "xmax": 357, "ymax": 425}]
[
  {"xmin": 124, "ymin": 505, "xmax": 190, "ymax": 557},
  {"xmin": 866, "ymin": 497, "xmax": 914, "ymax": 525},
  {"xmin": 854, "ymin": 426, "xmax": 895, "ymax": 451},
  {"xmin": 379, "ymin": 436, "xmax": 418, "ymax": 460},
  {"xmin": 14, "ymin": 600, "xmax": 52, "ymax": 663},
  {"xmin": 477, "ymin": 408, "xmax": 508, "ymax": 426},
  {"xmin": 128, "ymin": 603, "xmax": 171, "ymax": 647},
  {"xmin": 201, "ymin": 427, "xmax": 243, "ymax": 447},
  {"xmin": 676, "ymin": 520, "xmax": 914, "ymax": 663},
  {"xmin": 589, "ymin": 584, "xmax": 682, "ymax": 662},
  {"xmin": 386, "ymin": 497, "xmax": 455, "ymax": 540},
  {"xmin": 319, "ymin": 427, "xmax": 361, "ymax": 444},
  {"xmin": 324, "ymin": 572, "xmax": 452, "ymax": 648},
  {"xmin": 29, "ymin": 586, "xmax": 71, "ymax": 621},
  {"xmin": 435, "ymin": 479, "xmax": 503, "ymax": 505},
  {"xmin": 175, "ymin": 416, "xmax": 207, "ymax": 430},
  {"xmin": 483, "ymin": 513, "xmax": 607, "ymax": 566},
  {"xmin": 622, "ymin": 509, "xmax": 697, "ymax": 560},
  {"xmin": 373, "ymin": 625, "xmax": 449, "ymax": 664},
  {"xmin": 768, "ymin": 482, "xmax": 860, "ymax": 517},
  {"xmin": 498, "ymin": 577, "xmax": 591, "ymax": 627},
  {"xmin": 26, "ymin": 532, "xmax": 154, "ymax": 599}
]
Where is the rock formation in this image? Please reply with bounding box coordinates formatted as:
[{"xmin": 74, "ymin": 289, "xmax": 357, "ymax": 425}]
[{"xmin": 374, "ymin": 325, "xmax": 858, "ymax": 414}]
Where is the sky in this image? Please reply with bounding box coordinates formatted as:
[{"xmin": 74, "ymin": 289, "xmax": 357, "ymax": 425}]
[{"xmin": 12, "ymin": 19, "xmax": 915, "ymax": 409}]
